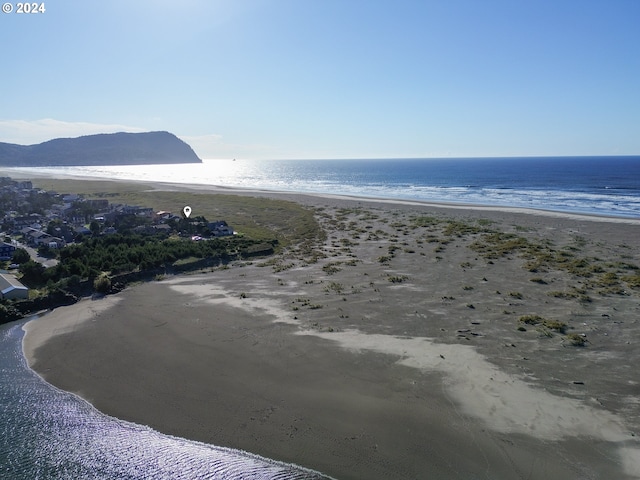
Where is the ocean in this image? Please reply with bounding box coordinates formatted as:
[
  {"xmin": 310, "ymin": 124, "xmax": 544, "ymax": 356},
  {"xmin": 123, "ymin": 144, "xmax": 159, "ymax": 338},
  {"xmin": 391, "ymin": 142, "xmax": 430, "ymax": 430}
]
[
  {"xmin": 0, "ymin": 321, "xmax": 331, "ymax": 480},
  {"xmin": 8, "ymin": 156, "xmax": 640, "ymax": 218}
]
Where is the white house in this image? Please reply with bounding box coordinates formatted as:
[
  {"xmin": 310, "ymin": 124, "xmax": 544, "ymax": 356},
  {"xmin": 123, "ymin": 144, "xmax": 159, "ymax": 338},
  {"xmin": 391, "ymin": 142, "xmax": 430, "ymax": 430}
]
[{"xmin": 0, "ymin": 273, "xmax": 29, "ymax": 300}]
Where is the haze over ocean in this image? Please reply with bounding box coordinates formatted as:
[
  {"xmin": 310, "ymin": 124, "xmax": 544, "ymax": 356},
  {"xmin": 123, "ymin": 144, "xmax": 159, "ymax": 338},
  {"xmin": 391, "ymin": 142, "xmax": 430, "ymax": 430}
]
[{"xmin": 10, "ymin": 156, "xmax": 640, "ymax": 218}]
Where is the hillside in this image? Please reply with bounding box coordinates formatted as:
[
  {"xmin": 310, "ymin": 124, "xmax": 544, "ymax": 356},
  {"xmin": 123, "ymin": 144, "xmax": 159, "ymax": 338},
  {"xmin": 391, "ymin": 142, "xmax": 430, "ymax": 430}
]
[{"xmin": 0, "ymin": 131, "xmax": 201, "ymax": 166}]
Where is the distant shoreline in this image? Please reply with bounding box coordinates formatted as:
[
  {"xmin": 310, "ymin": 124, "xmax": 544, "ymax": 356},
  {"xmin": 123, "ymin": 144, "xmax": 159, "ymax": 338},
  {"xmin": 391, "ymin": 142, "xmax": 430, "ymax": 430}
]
[{"xmin": 7, "ymin": 165, "xmax": 640, "ymax": 225}]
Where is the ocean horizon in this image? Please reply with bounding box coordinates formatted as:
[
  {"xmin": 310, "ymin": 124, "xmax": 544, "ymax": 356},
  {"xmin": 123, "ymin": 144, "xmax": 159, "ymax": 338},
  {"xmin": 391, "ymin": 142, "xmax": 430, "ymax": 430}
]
[{"xmin": 6, "ymin": 156, "xmax": 640, "ymax": 219}]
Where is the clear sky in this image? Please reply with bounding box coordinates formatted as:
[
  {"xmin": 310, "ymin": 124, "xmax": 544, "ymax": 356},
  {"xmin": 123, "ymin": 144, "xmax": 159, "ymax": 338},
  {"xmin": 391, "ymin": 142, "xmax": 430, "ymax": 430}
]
[{"xmin": 1, "ymin": 0, "xmax": 639, "ymax": 159}]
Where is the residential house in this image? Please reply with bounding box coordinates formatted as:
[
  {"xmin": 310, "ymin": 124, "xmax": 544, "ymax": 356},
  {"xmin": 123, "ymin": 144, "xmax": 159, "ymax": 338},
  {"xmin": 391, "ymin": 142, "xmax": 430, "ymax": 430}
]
[
  {"xmin": 21, "ymin": 228, "xmax": 64, "ymax": 248},
  {"xmin": 74, "ymin": 226, "xmax": 92, "ymax": 237},
  {"xmin": 0, "ymin": 273, "xmax": 29, "ymax": 300},
  {"xmin": 208, "ymin": 220, "xmax": 234, "ymax": 237},
  {"xmin": 0, "ymin": 242, "xmax": 16, "ymax": 260}
]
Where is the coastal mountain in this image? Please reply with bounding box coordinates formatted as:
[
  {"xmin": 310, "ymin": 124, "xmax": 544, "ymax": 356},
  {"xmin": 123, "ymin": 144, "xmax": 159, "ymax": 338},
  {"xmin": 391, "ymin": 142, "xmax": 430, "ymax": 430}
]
[{"xmin": 0, "ymin": 131, "xmax": 202, "ymax": 166}]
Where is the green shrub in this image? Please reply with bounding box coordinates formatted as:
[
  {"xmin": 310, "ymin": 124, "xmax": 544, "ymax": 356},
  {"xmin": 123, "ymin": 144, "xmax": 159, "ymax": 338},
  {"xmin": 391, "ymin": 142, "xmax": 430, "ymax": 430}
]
[
  {"xmin": 566, "ymin": 333, "xmax": 586, "ymax": 346},
  {"xmin": 543, "ymin": 319, "xmax": 567, "ymax": 333},
  {"xmin": 325, "ymin": 282, "xmax": 344, "ymax": 293},
  {"xmin": 93, "ymin": 273, "xmax": 111, "ymax": 294},
  {"xmin": 322, "ymin": 263, "xmax": 342, "ymax": 275},
  {"xmin": 519, "ymin": 315, "xmax": 544, "ymax": 325},
  {"xmin": 519, "ymin": 315, "xmax": 567, "ymax": 333}
]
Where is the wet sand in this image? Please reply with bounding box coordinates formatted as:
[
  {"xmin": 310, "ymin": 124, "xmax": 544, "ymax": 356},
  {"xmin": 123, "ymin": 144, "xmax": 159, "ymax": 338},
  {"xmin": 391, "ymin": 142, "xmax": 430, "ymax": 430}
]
[{"xmin": 23, "ymin": 188, "xmax": 640, "ymax": 479}]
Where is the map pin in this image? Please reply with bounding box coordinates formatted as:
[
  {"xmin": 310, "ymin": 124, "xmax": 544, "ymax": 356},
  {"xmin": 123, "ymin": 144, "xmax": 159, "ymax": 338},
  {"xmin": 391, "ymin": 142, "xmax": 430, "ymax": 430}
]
[{"xmin": 183, "ymin": 206, "xmax": 192, "ymax": 218}]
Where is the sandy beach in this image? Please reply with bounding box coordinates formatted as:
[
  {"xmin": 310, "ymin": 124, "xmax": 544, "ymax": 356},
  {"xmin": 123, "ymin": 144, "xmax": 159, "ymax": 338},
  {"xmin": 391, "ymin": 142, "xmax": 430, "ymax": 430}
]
[{"xmin": 23, "ymin": 185, "xmax": 640, "ymax": 479}]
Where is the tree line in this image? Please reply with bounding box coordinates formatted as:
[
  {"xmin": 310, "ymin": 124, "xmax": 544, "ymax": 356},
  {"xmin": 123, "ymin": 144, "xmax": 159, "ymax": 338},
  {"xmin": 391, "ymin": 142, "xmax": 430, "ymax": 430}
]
[{"xmin": 19, "ymin": 233, "xmax": 275, "ymax": 289}]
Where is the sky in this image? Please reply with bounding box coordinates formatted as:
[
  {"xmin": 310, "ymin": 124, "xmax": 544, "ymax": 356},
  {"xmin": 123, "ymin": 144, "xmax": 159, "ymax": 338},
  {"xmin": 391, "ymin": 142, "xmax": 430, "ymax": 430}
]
[{"xmin": 1, "ymin": 0, "xmax": 639, "ymax": 160}]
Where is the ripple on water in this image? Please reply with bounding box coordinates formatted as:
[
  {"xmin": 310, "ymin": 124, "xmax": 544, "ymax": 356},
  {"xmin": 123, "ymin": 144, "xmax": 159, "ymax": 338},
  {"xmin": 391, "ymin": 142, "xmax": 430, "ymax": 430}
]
[{"xmin": 0, "ymin": 322, "xmax": 331, "ymax": 480}]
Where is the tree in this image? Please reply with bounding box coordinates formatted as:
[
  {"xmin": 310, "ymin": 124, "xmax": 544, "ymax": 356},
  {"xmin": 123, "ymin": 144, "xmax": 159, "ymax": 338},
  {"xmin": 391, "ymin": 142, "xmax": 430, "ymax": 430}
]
[
  {"xmin": 90, "ymin": 220, "xmax": 101, "ymax": 236},
  {"xmin": 0, "ymin": 303, "xmax": 24, "ymax": 324},
  {"xmin": 18, "ymin": 260, "xmax": 45, "ymax": 286},
  {"xmin": 11, "ymin": 247, "xmax": 30, "ymax": 264}
]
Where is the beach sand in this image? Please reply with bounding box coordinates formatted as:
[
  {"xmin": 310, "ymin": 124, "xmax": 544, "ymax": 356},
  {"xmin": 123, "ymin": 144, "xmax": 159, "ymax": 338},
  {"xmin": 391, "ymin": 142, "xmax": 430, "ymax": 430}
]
[{"xmin": 23, "ymin": 187, "xmax": 640, "ymax": 479}]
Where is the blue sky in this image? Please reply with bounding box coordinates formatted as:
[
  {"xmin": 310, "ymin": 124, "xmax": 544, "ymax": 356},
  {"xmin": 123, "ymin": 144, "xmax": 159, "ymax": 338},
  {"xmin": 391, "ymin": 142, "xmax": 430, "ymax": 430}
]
[{"xmin": 1, "ymin": 0, "xmax": 639, "ymax": 159}]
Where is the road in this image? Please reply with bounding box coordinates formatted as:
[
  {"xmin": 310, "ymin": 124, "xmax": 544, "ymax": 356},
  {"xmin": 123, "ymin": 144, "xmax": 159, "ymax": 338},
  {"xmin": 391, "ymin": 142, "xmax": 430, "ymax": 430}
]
[{"xmin": 8, "ymin": 240, "xmax": 59, "ymax": 268}]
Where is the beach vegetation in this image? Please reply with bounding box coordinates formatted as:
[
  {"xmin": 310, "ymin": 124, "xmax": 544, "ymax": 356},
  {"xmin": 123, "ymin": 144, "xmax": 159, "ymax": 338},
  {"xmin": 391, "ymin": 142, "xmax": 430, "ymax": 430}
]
[
  {"xmin": 93, "ymin": 272, "xmax": 111, "ymax": 294},
  {"xmin": 442, "ymin": 220, "xmax": 489, "ymax": 237},
  {"xmin": 623, "ymin": 273, "xmax": 640, "ymax": 289},
  {"xmin": 519, "ymin": 315, "xmax": 567, "ymax": 333},
  {"xmin": 172, "ymin": 256, "xmax": 200, "ymax": 267},
  {"xmin": 543, "ymin": 319, "xmax": 568, "ymax": 333},
  {"xmin": 520, "ymin": 315, "xmax": 545, "ymax": 325},
  {"xmin": 412, "ymin": 216, "xmax": 440, "ymax": 227},
  {"xmin": 272, "ymin": 262, "xmax": 295, "ymax": 273},
  {"xmin": 257, "ymin": 258, "xmax": 279, "ymax": 268},
  {"xmin": 322, "ymin": 262, "xmax": 342, "ymax": 275},
  {"xmin": 548, "ymin": 290, "xmax": 578, "ymax": 299},
  {"xmin": 509, "ymin": 291, "xmax": 523, "ymax": 299},
  {"xmin": 470, "ymin": 232, "xmax": 533, "ymax": 259},
  {"xmin": 537, "ymin": 327, "xmax": 554, "ymax": 338},
  {"xmin": 566, "ymin": 333, "xmax": 587, "ymax": 346},
  {"xmin": 387, "ymin": 275, "xmax": 408, "ymax": 283},
  {"xmin": 325, "ymin": 282, "xmax": 344, "ymax": 293},
  {"xmin": 610, "ymin": 261, "xmax": 639, "ymax": 271}
]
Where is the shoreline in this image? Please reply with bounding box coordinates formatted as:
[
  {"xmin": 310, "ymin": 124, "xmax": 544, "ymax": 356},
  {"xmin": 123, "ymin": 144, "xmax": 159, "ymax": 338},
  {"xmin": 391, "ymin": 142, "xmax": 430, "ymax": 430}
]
[
  {"xmin": 6, "ymin": 166, "xmax": 640, "ymax": 225},
  {"xmin": 20, "ymin": 177, "xmax": 640, "ymax": 479}
]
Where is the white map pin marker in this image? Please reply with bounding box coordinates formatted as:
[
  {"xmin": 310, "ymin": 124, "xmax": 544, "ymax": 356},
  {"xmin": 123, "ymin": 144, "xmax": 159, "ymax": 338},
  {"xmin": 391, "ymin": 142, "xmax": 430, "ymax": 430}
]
[{"xmin": 183, "ymin": 206, "xmax": 192, "ymax": 218}]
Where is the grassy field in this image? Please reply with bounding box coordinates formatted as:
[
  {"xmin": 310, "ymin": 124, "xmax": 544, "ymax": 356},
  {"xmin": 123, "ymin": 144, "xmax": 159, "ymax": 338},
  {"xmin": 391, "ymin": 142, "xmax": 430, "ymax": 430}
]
[{"xmin": 30, "ymin": 178, "xmax": 323, "ymax": 248}]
